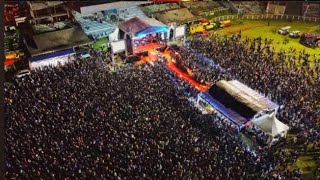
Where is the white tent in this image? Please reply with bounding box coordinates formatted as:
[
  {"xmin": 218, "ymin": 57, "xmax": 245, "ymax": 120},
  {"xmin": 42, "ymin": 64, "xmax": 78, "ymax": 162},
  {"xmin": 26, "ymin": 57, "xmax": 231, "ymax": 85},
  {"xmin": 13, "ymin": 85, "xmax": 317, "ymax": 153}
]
[{"xmin": 251, "ymin": 112, "xmax": 289, "ymax": 138}]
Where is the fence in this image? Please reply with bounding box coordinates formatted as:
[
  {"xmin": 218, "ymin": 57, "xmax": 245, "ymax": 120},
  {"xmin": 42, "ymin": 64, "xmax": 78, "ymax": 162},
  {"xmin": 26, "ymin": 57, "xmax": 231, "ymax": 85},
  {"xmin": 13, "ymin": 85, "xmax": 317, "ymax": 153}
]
[{"xmin": 211, "ymin": 14, "xmax": 320, "ymax": 23}]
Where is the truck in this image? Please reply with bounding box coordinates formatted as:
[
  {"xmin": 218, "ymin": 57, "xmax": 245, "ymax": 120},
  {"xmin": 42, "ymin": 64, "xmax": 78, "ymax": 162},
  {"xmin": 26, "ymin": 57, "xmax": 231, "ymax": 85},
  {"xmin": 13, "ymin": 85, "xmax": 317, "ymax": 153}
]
[
  {"xmin": 189, "ymin": 19, "xmax": 231, "ymax": 35},
  {"xmin": 299, "ymin": 33, "xmax": 320, "ymax": 48}
]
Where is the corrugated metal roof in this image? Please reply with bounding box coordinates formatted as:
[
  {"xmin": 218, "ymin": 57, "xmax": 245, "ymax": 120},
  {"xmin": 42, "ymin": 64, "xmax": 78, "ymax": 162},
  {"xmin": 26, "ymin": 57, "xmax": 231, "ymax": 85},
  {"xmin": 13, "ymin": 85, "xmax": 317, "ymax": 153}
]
[
  {"xmin": 32, "ymin": 27, "xmax": 91, "ymax": 52},
  {"xmin": 79, "ymin": 1, "xmax": 151, "ymax": 14},
  {"xmin": 216, "ymin": 80, "xmax": 279, "ymax": 113},
  {"xmin": 73, "ymin": 11, "xmax": 115, "ymax": 36}
]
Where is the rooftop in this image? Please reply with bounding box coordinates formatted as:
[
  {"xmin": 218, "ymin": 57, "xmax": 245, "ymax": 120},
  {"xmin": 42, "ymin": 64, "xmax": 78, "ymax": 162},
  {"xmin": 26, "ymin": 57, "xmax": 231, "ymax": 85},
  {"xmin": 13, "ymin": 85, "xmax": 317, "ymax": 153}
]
[
  {"xmin": 155, "ymin": 8, "xmax": 199, "ymax": 25},
  {"xmin": 26, "ymin": 26, "xmax": 92, "ymax": 56},
  {"xmin": 28, "ymin": 1, "xmax": 65, "ymax": 11},
  {"xmin": 73, "ymin": 12, "xmax": 115, "ymax": 36},
  {"xmin": 77, "ymin": 1, "xmax": 151, "ymax": 14}
]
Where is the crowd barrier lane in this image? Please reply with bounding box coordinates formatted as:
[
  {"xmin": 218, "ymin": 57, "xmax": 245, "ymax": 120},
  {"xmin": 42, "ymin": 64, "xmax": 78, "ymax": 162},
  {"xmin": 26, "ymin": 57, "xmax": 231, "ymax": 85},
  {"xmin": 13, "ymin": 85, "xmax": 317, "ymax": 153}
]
[
  {"xmin": 166, "ymin": 62, "xmax": 209, "ymax": 92},
  {"xmin": 132, "ymin": 42, "xmax": 209, "ymax": 92}
]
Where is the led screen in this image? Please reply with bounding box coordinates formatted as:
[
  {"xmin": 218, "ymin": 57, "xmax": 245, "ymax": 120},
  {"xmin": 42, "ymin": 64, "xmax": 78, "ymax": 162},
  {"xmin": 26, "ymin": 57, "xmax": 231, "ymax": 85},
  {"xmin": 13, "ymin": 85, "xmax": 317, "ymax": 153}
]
[
  {"xmin": 175, "ymin": 25, "xmax": 185, "ymax": 38},
  {"xmin": 111, "ymin": 40, "xmax": 126, "ymax": 53}
]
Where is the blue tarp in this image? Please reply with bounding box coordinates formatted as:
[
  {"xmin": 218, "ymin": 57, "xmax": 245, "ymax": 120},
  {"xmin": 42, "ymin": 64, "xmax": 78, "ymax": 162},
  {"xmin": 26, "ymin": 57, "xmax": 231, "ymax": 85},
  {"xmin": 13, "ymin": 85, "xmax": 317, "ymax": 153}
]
[
  {"xmin": 199, "ymin": 92, "xmax": 249, "ymax": 127},
  {"xmin": 30, "ymin": 48, "xmax": 75, "ymax": 62}
]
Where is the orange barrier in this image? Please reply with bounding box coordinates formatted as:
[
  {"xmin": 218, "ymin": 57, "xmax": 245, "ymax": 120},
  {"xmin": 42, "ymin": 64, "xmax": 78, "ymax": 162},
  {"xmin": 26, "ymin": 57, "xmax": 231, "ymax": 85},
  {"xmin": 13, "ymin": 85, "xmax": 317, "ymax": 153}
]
[{"xmin": 167, "ymin": 62, "xmax": 208, "ymax": 92}]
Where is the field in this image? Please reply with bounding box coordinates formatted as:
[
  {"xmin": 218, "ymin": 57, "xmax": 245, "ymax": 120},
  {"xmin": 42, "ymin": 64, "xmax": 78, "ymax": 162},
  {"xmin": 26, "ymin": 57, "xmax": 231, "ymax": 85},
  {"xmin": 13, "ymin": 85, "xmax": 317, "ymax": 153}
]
[
  {"xmin": 93, "ymin": 37, "xmax": 108, "ymax": 51},
  {"xmin": 215, "ymin": 19, "xmax": 320, "ymax": 63}
]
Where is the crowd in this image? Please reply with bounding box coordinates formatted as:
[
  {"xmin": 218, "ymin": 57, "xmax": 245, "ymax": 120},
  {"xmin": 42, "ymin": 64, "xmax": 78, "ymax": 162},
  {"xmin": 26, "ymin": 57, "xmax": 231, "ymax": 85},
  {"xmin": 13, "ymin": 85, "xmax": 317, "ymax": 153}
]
[
  {"xmin": 5, "ymin": 31, "xmax": 319, "ymax": 179},
  {"xmin": 5, "ymin": 56, "xmax": 282, "ymax": 179},
  {"xmin": 171, "ymin": 46, "xmax": 229, "ymax": 86},
  {"xmin": 178, "ymin": 34, "xmax": 319, "ymax": 178},
  {"xmin": 187, "ymin": 34, "xmax": 320, "ymax": 131}
]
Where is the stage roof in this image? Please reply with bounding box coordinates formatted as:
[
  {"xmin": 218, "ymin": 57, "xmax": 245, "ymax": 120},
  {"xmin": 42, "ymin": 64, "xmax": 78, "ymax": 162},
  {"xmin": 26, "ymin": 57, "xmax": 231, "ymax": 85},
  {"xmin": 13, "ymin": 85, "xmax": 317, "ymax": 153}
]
[{"xmin": 118, "ymin": 17, "xmax": 168, "ymax": 38}]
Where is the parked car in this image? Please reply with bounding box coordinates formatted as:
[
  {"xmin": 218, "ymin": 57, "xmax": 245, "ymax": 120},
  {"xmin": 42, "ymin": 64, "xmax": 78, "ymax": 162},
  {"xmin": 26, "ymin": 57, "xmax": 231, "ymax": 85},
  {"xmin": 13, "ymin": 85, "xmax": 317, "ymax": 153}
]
[
  {"xmin": 289, "ymin": 31, "xmax": 301, "ymax": 38},
  {"xmin": 278, "ymin": 26, "xmax": 291, "ymax": 35},
  {"xmin": 15, "ymin": 69, "xmax": 31, "ymax": 78}
]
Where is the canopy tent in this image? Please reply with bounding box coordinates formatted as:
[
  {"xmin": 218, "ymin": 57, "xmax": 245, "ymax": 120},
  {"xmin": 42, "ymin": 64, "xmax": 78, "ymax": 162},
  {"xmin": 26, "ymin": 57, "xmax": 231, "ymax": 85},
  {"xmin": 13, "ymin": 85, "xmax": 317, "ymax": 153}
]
[
  {"xmin": 209, "ymin": 80, "xmax": 279, "ymax": 119},
  {"xmin": 199, "ymin": 92, "xmax": 249, "ymax": 127},
  {"xmin": 118, "ymin": 17, "xmax": 169, "ymax": 38},
  {"xmin": 251, "ymin": 112, "xmax": 289, "ymax": 138}
]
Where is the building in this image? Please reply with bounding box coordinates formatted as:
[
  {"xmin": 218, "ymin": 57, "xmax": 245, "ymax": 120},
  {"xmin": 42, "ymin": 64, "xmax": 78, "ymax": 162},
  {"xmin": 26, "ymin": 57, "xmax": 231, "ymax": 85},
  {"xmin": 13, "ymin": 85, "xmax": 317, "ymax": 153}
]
[
  {"xmin": 24, "ymin": 22, "xmax": 92, "ymax": 69},
  {"xmin": 4, "ymin": 2, "xmax": 28, "ymax": 27},
  {"xmin": 27, "ymin": 1, "xmax": 73, "ymax": 24},
  {"xmin": 72, "ymin": 1, "xmax": 151, "ymax": 39}
]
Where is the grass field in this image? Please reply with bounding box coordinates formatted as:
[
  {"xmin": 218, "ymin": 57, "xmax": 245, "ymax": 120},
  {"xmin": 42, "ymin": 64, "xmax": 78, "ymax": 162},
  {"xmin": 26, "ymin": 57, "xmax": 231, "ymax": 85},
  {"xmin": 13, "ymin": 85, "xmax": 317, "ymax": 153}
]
[
  {"xmin": 93, "ymin": 37, "xmax": 108, "ymax": 51},
  {"xmin": 286, "ymin": 143, "xmax": 320, "ymax": 179},
  {"xmin": 215, "ymin": 19, "xmax": 320, "ymax": 60},
  {"xmin": 268, "ymin": 132, "xmax": 319, "ymax": 179}
]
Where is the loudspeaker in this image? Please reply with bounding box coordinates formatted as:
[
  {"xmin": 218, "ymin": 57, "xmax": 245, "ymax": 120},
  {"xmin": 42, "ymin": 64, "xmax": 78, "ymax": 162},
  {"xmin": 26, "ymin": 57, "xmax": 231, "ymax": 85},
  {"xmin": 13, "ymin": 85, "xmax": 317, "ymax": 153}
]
[{"xmin": 125, "ymin": 55, "xmax": 140, "ymax": 63}]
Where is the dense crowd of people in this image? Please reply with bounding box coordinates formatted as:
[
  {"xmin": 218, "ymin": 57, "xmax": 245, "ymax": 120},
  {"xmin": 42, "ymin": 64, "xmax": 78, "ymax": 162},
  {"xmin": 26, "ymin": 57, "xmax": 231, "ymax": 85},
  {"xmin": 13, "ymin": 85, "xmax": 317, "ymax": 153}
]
[
  {"xmin": 5, "ymin": 56, "xmax": 279, "ymax": 179},
  {"xmin": 172, "ymin": 46, "xmax": 229, "ymax": 86},
  {"xmin": 5, "ymin": 31, "xmax": 319, "ymax": 179}
]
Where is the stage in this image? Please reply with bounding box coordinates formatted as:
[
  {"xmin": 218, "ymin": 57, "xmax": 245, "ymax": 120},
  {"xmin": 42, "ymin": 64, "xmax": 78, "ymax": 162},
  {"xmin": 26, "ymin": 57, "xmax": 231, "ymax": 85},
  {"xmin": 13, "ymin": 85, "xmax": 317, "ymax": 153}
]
[
  {"xmin": 134, "ymin": 42, "xmax": 169, "ymax": 63},
  {"xmin": 117, "ymin": 16, "xmax": 208, "ymax": 93},
  {"xmin": 133, "ymin": 42, "xmax": 162, "ymax": 54}
]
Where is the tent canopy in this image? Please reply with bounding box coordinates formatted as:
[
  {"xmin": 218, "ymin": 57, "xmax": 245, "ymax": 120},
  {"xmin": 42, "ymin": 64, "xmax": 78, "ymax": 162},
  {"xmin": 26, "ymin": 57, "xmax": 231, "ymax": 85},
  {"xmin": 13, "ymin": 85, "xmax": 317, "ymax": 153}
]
[
  {"xmin": 251, "ymin": 112, "xmax": 289, "ymax": 137},
  {"xmin": 209, "ymin": 80, "xmax": 279, "ymax": 119},
  {"xmin": 118, "ymin": 17, "xmax": 168, "ymax": 38},
  {"xmin": 216, "ymin": 80, "xmax": 279, "ymax": 112},
  {"xmin": 228, "ymin": 80, "xmax": 279, "ymax": 110}
]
